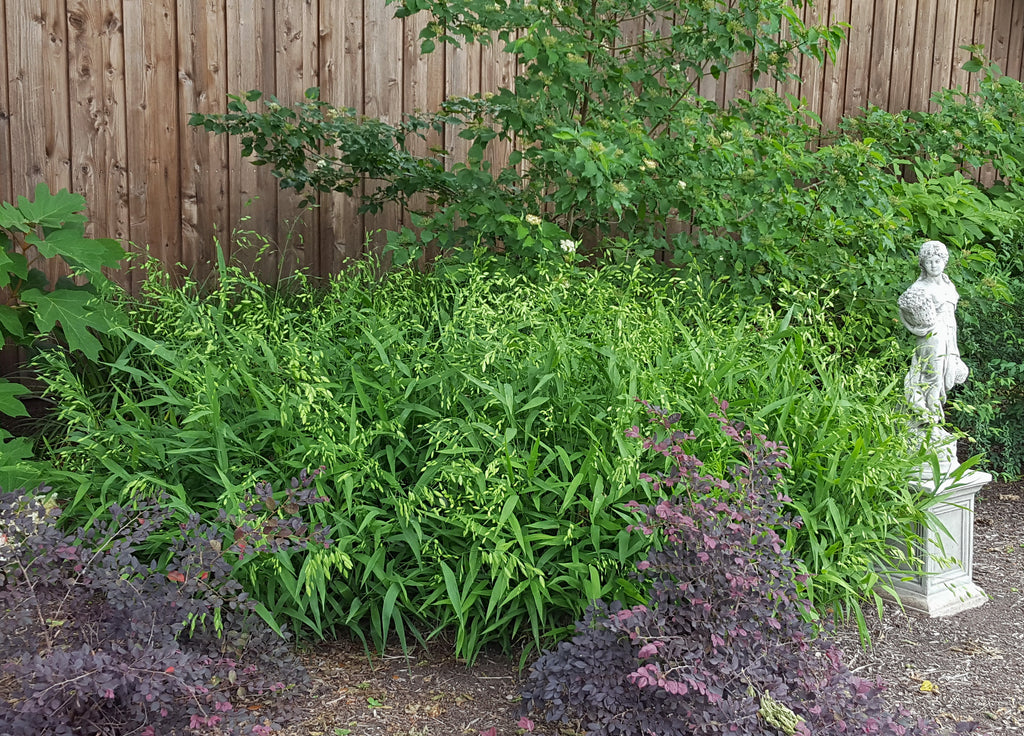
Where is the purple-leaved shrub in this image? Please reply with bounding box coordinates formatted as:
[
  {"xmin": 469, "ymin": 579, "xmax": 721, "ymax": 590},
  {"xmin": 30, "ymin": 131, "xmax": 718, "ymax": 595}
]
[
  {"xmin": 0, "ymin": 468, "xmax": 331, "ymax": 735},
  {"xmin": 521, "ymin": 400, "xmax": 952, "ymax": 736}
]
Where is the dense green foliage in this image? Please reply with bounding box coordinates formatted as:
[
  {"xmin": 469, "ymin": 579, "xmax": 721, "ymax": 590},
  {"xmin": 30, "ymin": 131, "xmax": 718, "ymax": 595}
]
[
  {"xmin": 190, "ymin": 0, "xmax": 1024, "ymax": 476},
  {"xmin": 523, "ymin": 404, "xmax": 946, "ymax": 736},
  {"xmin": 40, "ymin": 252, "xmax": 935, "ymax": 657},
  {"xmin": 0, "ymin": 184, "xmax": 124, "ymax": 480}
]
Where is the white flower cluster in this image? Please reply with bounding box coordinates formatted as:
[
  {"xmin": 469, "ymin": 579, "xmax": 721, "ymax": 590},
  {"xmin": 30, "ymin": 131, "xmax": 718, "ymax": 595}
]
[
  {"xmin": 560, "ymin": 239, "xmax": 579, "ymax": 254},
  {"xmin": 525, "ymin": 214, "xmax": 543, "ymax": 226}
]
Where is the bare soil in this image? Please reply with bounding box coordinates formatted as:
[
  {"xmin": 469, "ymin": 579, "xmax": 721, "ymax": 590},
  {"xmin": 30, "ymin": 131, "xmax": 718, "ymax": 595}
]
[{"xmin": 277, "ymin": 481, "xmax": 1024, "ymax": 736}]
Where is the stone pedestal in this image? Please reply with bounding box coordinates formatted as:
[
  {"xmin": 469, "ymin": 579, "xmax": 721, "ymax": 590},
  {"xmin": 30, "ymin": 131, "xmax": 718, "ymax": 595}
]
[{"xmin": 886, "ymin": 469, "xmax": 990, "ymax": 617}]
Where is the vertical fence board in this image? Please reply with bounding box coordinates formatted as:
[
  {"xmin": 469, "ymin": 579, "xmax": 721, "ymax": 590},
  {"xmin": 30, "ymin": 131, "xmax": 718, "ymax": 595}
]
[
  {"xmin": 6, "ymin": 0, "xmax": 72, "ymax": 200},
  {"xmin": 971, "ymin": 0, "xmax": 996, "ymax": 91},
  {"xmin": 844, "ymin": 0, "xmax": 874, "ymax": 113},
  {"xmin": 0, "ymin": 5, "xmax": 13, "ymax": 206},
  {"xmin": 949, "ymin": 0, "xmax": 977, "ymax": 92},
  {"xmin": 178, "ymin": 0, "xmax": 229, "ymax": 283},
  {"xmin": 226, "ymin": 0, "xmax": 277, "ymax": 274},
  {"xmin": 868, "ymin": 0, "xmax": 898, "ymax": 108},
  {"xmin": 318, "ymin": 0, "xmax": 364, "ymax": 272},
  {"xmin": 888, "ymin": 0, "xmax": 919, "ymax": 111},
  {"xmin": 821, "ymin": 0, "xmax": 852, "ymax": 133},
  {"xmin": 67, "ymin": 0, "xmax": 129, "ymax": 251},
  {"xmin": 990, "ymin": 0, "xmax": 1014, "ymax": 75},
  {"xmin": 274, "ymin": 0, "xmax": 319, "ymax": 276},
  {"xmin": 799, "ymin": 0, "xmax": 828, "ymax": 117},
  {"xmin": 931, "ymin": 0, "xmax": 959, "ymax": 105},
  {"xmin": 479, "ymin": 32, "xmax": 516, "ymax": 174},
  {"xmin": 364, "ymin": 0, "xmax": 404, "ymax": 258},
  {"xmin": 1008, "ymin": 0, "xmax": 1024, "ymax": 80},
  {"xmin": 910, "ymin": 0, "xmax": 938, "ymax": 110},
  {"xmin": 124, "ymin": 0, "xmax": 179, "ymax": 291}
]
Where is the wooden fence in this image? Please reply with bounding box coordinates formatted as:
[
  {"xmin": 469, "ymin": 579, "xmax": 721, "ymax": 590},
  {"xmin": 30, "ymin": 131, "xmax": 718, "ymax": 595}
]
[{"xmin": 2, "ymin": 0, "xmax": 1024, "ymax": 287}]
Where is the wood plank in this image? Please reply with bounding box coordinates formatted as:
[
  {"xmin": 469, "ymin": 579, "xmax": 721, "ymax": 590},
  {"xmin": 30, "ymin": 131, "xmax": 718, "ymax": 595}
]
[
  {"xmin": 970, "ymin": 0, "xmax": 996, "ymax": 92},
  {"xmin": 226, "ymin": 0, "xmax": 277, "ymax": 275},
  {"xmin": 949, "ymin": 0, "xmax": 978, "ymax": 93},
  {"xmin": 1008, "ymin": 0, "xmax": 1024, "ymax": 81},
  {"xmin": 910, "ymin": 0, "xmax": 939, "ymax": 111},
  {"xmin": 318, "ymin": 0, "xmax": 365, "ymax": 273},
  {"xmin": 124, "ymin": 0, "xmax": 180, "ymax": 290},
  {"xmin": 364, "ymin": 0, "xmax": 405, "ymax": 258},
  {"xmin": 275, "ymin": 0, "xmax": 320, "ymax": 277},
  {"xmin": 66, "ymin": 0, "xmax": 129, "ymax": 292},
  {"xmin": 868, "ymin": 0, "xmax": 898, "ymax": 109},
  {"xmin": 931, "ymin": 0, "xmax": 959, "ymax": 105},
  {"xmin": 845, "ymin": 0, "xmax": 875, "ymax": 114},
  {"xmin": 821, "ymin": 0, "xmax": 853, "ymax": 131},
  {"xmin": 6, "ymin": 0, "xmax": 72, "ymax": 200},
  {"xmin": 479, "ymin": 31, "xmax": 515, "ymax": 176},
  {"xmin": 0, "ymin": 4, "xmax": 13, "ymax": 206},
  {"xmin": 777, "ymin": 4, "xmax": 804, "ymax": 105},
  {"xmin": 177, "ymin": 0, "xmax": 229, "ymax": 283},
  {"xmin": 444, "ymin": 41, "xmax": 481, "ymax": 166},
  {"xmin": 799, "ymin": 0, "xmax": 828, "ymax": 120},
  {"xmin": 888, "ymin": 0, "xmax": 919, "ymax": 111},
  {"xmin": 989, "ymin": 0, "xmax": 1014, "ymax": 76}
]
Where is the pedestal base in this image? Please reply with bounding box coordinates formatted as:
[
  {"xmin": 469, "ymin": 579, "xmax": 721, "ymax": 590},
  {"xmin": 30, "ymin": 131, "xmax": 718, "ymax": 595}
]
[{"xmin": 883, "ymin": 469, "xmax": 991, "ymax": 617}]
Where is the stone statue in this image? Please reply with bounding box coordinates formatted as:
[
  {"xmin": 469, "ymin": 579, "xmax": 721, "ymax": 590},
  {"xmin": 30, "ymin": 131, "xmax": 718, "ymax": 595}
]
[{"xmin": 898, "ymin": 240, "xmax": 968, "ymax": 471}]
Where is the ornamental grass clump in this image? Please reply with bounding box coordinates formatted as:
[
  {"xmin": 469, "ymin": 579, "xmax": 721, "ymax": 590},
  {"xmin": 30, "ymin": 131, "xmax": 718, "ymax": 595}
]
[{"xmin": 521, "ymin": 400, "xmax": 942, "ymax": 736}]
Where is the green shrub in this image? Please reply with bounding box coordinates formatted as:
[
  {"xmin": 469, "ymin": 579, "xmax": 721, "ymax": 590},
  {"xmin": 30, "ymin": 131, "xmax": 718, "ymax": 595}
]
[
  {"xmin": 0, "ymin": 184, "xmax": 125, "ymax": 489},
  {"xmin": 42, "ymin": 252, "xmax": 935, "ymax": 657}
]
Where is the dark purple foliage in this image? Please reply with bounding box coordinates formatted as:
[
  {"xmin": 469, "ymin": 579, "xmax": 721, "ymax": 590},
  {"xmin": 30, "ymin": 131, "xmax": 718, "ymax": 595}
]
[
  {"xmin": 0, "ymin": 468, "xmax": 331, "ymax": 735},
  {"xmin": 521, "ymin": 400, "xmax": 955, "ymax": 736}
]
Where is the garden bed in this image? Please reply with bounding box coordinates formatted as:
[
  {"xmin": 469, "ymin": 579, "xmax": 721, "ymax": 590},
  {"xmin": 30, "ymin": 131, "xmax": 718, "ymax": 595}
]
[{"xmin": 267, "ymin": 482, "xmax": 1024, "ymax": 736}]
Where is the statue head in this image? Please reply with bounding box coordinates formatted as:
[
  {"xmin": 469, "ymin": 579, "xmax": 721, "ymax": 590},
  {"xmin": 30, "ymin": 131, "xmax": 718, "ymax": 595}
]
[{"xmin": 918, "ymin": 240, "xmax": 949, "ymax": 276}]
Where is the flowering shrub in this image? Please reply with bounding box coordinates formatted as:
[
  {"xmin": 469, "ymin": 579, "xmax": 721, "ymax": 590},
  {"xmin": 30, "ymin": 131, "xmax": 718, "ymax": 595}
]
[
  {"xmin": 521, "ymin": 400, "xmax": 949, "ymax": 736},
  {"xmin": 0, "ymin": 469, "xmax": 331, "ymax": 735}
]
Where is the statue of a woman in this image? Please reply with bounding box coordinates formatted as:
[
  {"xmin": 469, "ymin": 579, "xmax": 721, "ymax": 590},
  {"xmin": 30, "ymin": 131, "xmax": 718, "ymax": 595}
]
[{"xmin": 898, "ymin": 240, "xmax": 969, "ymax": 424}]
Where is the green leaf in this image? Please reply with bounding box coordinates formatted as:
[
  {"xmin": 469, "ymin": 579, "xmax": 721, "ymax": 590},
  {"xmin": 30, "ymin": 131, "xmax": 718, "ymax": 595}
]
[
  {"xmin": 17, "ymin": 183, "xmax": 87, "ymax": 228},
  {"xmin": 0, "ymin": 305, "xmax": 25, "ymax": 339},
  {"xmin": 20, "ymin": 288, "xmax": 110, "ymax": 359},
  {"xmin": 30, "ymin": 227, "xmax": 125, "ymax": 273},
  {"xmin": 0, "ymin": 380, "xmax": 30, "ymax": 418}
]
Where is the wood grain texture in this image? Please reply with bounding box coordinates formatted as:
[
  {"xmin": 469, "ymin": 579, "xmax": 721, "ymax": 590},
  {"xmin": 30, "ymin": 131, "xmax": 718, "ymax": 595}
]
[
  {"xmin": 124, "ymin": 0, "xmax": 179, "ymax": 290},
  {"xmin": 364, "ymin": 0, "xmax": 404, "ymax": 259},
  {"xmin": 2, "ymin": 0, "xmax": 1024, "ymax": 282},
  {"xmin": 821, "ymin": 0, "xmax": 853, "ymax": 132},
  {"xmin": 67, "ymin": 0, "xmax": 129, "ymax": 245},
  {"xmin": 868, "ymin": 0, "xmax": 897, "ymax": 108},
  {"xmin": 1008, "ymin": 0, "xmax": 1024, "ymax": 80},
  {"xmin": 0, "ymin": 4, "xmax": 14, "ymax": 206},
  {"xmin": 226, "ymin": 0, "xmax": 277, "ymax": 275},
  {"xmin": 888, "ymin": 0, "xmax": 919, "ymax": 111},
  {"xmin": 275, "ymin": 0, "xmax": 320, "ymax": 276},
  {"xmin": 989, "ymin": 0, "xmax": 1014, "ymax": 76},
  {"xmin": 178, "ymin": 0, "xmax": 229, "ymax": 282},
  {"xmin": 6, "ymin": 0, "xmax": 72, "ymax": 198},
  {"xmin": 845, "ymin": 0, "xmax": 875, "ymax": 113},
  {"xmin": 799, "ymin": 0, "xmax": 828, "ymax": 118},
  {"xmin": 910, "ymin": 0, "xmax": 938, "ymax": 111},
  {"xmin": 970, "ymin": 0, "xmax": 996, "ymax": 92}
]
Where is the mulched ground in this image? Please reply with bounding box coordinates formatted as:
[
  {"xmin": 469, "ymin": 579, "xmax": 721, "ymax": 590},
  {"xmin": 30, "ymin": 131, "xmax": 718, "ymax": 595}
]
[{"xmin": 276, "ymin": 479, "xmax": 1024, "ymax": 736}]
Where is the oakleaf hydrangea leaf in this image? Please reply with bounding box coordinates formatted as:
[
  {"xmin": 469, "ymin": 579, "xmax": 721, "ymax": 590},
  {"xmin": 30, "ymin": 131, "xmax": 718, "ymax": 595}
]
[
  {"xmin": 14, "ymin": 183, "xmax": 88, "ymax": 228},
  {"xmin": 20, "ymin": 288, "xmax": 108, "ymax": 360},
  {"xmin": 0, "ymin": 381, "xmax": 30, "ymax": 418}
]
